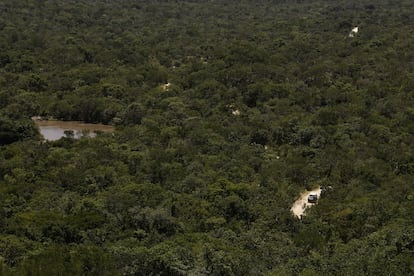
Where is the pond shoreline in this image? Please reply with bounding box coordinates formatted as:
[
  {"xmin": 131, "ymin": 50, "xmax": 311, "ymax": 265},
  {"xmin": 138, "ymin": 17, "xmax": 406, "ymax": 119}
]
[{"xmin": 32, "ymin": 117, "xmax": 115, "ymax": 141}]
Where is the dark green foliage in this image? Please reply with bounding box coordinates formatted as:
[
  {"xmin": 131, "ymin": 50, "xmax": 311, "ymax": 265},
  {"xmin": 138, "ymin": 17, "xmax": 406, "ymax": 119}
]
[
  {"xmin": 0, "ymin": 0, "xmax": 413, "ymax": 275},
  {"xmin": 0, "ymin": 116, "xmax": 38, "ymax": 145}
]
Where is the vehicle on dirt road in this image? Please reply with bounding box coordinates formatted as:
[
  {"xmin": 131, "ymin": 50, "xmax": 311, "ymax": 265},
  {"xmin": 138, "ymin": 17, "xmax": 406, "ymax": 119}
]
[{"xmin": 307, "ymin": 193, "xmax": 318, "ymax": 203}]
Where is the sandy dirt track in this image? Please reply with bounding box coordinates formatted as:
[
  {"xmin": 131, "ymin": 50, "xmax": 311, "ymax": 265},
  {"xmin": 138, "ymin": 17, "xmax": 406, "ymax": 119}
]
[{"xmin": 290, "ymin": 187, "xmax": 321, "ymax": 218}]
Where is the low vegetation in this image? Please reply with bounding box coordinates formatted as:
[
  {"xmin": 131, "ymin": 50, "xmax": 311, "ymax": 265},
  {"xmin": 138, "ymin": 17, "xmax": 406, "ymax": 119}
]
[{"xmin": 0, "ymin": 0, "xmax": 413, "ymax": 274}]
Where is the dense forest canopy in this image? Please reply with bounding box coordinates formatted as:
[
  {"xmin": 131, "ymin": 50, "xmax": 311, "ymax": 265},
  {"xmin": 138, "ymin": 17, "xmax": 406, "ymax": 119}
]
[{"xmin": 0, "ymin": 0, "xmax": 413, "ymax": 275}]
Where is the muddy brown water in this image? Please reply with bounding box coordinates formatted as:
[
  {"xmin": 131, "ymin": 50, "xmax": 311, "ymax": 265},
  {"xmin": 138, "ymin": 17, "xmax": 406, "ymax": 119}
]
[{"xmin": 34, "ymin": 120, "xmax": 114, "ymax": 141}]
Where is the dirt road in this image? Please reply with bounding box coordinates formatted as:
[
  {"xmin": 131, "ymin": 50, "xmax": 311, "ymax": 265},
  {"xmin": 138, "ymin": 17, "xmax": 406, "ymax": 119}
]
[{"xmin": 290, "ymin": 186, "xmax": 321, "ymax": 218}]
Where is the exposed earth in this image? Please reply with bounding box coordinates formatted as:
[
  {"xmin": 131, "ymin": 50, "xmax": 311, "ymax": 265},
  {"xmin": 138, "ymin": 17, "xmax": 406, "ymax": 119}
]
[{"xmin": 290, "ymin": 186, "xmax": 321, "ymax": 218}]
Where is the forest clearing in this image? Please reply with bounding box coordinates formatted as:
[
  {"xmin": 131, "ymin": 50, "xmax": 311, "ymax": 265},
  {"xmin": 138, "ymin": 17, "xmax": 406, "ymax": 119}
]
[{"xmin": 290, "ymin": 186, "xmax": 322, "ymax": 218}]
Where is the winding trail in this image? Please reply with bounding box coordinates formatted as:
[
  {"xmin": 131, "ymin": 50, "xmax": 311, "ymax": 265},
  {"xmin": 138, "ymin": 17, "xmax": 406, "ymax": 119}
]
[{"xmin": 290, "ymin": 186, "xmax": 321, "ymax": 218}]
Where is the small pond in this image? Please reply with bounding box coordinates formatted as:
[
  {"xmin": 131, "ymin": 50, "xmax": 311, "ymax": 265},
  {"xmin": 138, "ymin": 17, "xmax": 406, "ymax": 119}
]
[{"xmin": 33, "ymin": 119, "xmax": 115, "ymax": 141}]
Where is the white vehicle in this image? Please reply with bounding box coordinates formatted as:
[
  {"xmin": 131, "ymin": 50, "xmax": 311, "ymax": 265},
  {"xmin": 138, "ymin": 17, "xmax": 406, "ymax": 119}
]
[{"xmin": 307, "ymin": 193, "xmax": 318, "ymax": 203}]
